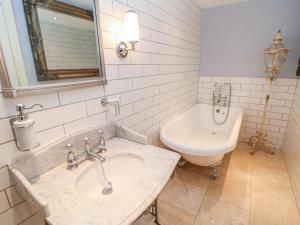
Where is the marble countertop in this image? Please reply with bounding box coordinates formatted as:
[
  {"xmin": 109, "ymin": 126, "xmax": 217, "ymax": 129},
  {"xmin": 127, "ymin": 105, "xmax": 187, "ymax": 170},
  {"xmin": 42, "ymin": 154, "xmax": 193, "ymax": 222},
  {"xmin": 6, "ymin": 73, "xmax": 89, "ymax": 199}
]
[{"xmin": 29, "ymin": 137, "xmax": 180, "ymax": 225}]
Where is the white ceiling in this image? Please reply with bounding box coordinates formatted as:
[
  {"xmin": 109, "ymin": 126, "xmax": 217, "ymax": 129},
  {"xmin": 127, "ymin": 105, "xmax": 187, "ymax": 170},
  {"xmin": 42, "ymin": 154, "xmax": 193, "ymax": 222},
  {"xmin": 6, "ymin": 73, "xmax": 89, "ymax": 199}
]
[{"xmin": 194, "ymin": 0, "xmax": 253, "ymax": 8}]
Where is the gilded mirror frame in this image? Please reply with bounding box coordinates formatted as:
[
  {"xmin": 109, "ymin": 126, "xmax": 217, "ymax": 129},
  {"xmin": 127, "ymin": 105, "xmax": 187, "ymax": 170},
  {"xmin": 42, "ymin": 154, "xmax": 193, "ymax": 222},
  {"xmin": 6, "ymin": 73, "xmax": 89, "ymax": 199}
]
[
  {"xmin": 23, "ymin": 0, "xmax": 105, "ymax": 81},
  {"xmin": 0, "ymin": 42, "xmax": 15, "ymax": 98}
]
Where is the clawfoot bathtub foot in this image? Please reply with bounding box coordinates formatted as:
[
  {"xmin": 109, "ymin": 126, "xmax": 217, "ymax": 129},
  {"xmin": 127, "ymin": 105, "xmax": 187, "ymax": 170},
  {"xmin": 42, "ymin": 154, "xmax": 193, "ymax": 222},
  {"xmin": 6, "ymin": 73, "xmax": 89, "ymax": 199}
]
[
  {"xmin": 209, "ymin": 165, "xmax": 219, "ymax": 179},
  {"xmin": 178, "ymin": 158, "xmax": 187, "ymax": 167}
]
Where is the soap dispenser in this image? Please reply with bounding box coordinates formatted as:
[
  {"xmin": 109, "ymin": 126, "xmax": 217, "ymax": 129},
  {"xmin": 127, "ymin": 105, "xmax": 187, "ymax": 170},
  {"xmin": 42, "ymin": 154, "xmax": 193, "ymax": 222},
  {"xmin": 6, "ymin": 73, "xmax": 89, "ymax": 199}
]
[{"xmin": 11, "ymin": 104, "xmax": 43, "ymax": 151}]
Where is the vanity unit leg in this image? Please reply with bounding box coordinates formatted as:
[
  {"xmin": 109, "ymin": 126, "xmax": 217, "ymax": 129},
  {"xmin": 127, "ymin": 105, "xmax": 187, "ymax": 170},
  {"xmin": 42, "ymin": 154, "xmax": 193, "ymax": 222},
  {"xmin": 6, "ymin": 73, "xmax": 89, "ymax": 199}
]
[
  {"xmin": 132, "ymin": 199, "xmax": 163, "ymax": 225},
  {"xmin": 152, "ymin": 200, "xmax": 162, "ymax": 225}
]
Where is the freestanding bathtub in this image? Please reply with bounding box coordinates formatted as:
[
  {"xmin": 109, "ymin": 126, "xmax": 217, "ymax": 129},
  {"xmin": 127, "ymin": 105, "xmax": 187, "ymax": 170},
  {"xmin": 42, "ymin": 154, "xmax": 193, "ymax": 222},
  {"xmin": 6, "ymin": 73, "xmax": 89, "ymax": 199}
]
[{"xmin": 160, "ymin": 104, "xmax": 243, "ymax": 169}]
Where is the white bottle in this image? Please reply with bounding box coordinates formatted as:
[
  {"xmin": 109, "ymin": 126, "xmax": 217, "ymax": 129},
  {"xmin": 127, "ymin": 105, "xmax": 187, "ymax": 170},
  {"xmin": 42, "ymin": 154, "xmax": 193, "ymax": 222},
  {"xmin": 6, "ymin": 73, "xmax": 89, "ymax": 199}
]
[{"xmin": 12, "ymin": 104, "xmax": 43, "ymax": 151}]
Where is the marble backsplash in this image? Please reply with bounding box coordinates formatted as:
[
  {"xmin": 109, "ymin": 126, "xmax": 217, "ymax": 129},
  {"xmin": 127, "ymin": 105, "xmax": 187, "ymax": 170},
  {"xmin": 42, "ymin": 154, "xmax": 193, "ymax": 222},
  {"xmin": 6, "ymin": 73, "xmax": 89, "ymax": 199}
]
[{"xmin": 10, "ymin": 123, "xmax": 148, "ymax": 181}]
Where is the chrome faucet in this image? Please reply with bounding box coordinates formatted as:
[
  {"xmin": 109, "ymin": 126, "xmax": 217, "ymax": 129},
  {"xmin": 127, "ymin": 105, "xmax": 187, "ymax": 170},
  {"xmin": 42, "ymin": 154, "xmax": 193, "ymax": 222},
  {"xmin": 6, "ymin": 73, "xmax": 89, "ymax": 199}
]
[
  {"xmin": 84, "ymin": 137, "xmax": 105, "ymax": 162},
  {"xmin": 65, "ymin": 136, "xmax": 112, "ymax": 194},
  {"xmin": 66, "ymin": 143, "xmax": 78, "ymax": 170},
  {"xmin": 83, "ymin": 137, "xmax": 112, "ymax": 195},
  {"xmin": 65, "ymin": 132, "xmax": 107, "ymax": 169},
  {"xmin": 97, "ymin": 130, "xmax": 107, "ymax": 153},
  {"xmin": 213, "ymin": 83, "xmax": 230, "ymax": 107}
]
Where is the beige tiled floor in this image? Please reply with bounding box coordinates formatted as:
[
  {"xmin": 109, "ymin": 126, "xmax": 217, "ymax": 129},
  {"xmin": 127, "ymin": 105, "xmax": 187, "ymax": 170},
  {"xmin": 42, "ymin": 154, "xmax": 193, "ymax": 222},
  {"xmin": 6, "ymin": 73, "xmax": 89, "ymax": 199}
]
[{"xmin": 156, "ymin": 142, "xmax": 300, "ymax": 225}]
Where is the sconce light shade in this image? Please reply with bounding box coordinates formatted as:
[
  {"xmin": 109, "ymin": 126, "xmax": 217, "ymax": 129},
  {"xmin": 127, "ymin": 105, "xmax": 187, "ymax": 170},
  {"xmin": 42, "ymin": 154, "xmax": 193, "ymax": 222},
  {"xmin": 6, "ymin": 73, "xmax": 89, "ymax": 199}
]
[
  {"xmin": 117, "ymin": 10, "xmax": 140, "ymax": 57},
  {"xmin": 124, "ymin": 10, "xmax": 139, "ymax": 46},
  {"xmin": 264, "ymin": 30, "xmax": 289, "ymax": 79}
]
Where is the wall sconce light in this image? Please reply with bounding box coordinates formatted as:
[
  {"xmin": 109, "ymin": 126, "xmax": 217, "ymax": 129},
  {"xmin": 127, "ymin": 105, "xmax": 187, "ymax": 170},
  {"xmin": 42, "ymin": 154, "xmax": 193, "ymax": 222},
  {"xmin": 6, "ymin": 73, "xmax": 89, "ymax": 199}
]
[{"xmin": 117, "ymin": 10, "xmax": 140, "ymax": 57}]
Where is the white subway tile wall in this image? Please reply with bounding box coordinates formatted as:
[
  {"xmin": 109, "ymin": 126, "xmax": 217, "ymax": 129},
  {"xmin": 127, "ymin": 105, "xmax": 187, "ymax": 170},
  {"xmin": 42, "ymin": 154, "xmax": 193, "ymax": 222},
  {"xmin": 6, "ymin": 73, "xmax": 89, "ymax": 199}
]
[
  {"xmin": 283, "ymin": 79, "xmax": 300, "ymax": 213},
  {"xmin": 198, "ymin": 76, "xmax": 297, "ymax": 148},
  {"xmin": 0, "ymin": 165, "xmax": 42, "ymax": 225},
  {"xmin": 40, "ymin": 22, "xmax": 98, "ymax": 69},
  {"xmin": 0, "ymin": 0, "xmax": 202, "ymax": 224}
]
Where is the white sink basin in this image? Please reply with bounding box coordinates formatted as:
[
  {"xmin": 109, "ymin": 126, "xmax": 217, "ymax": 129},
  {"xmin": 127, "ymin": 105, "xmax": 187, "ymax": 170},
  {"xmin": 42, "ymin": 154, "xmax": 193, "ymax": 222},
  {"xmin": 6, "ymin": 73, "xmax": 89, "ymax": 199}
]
[{"xmin": 76, "ymin": 153, "xmax": 145, "ymax": 198}]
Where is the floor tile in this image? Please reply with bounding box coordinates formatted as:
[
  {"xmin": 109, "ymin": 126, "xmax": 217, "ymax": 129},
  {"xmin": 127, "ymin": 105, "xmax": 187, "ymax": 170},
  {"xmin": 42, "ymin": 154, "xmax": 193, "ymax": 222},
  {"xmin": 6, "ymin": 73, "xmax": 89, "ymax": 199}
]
[
  {"xmin": 250, "ymin": 192, "xmax": 300, "ymax": 225},
  {"xmin": 176, "ymin": 167, "xmax": 210, "ymax": 194},
  {"xmin": 194, "ymin": 195, "xmax": 249, "ymax": 225},
  {"xmin": 206, "ymin": 169, "xmax": 251, "ymax": 209},
  {"xmin": 157, "ymin": 200, "xmax": 195, "ymax": 225},
  {"xmin": 158, "ymin": 174, "xmax": 204, "ymax": 216},
  {"xmin": 251, "ymin": 148, "xmax": 287, "ymax": 173},
  {"xmin": 157, "ymin": 141, "xmax": 299, "ymax": 225},
  {"xmin": 252, "ymin": 169, "xmax": 295, "ymax": 203},
  {"xmin": 181, "ymin": 163, "xmax": 212, "ymax": 177},
  {"xmin": 221, "ymin": 143, "xmax": 252, "ymax": 172}
]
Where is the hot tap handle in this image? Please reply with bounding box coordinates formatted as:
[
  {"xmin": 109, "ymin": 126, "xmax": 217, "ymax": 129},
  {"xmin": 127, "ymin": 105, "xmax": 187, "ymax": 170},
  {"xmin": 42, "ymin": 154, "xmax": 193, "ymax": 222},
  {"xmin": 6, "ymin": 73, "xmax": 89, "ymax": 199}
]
[
  {"xmin": 83, "ymin": 137, "xmax": 92, "ymax": 152},
  {"xmin": 65, "ymin": 143, "xmax": 73, "ymax": 152},
  {"xmin": 83, "ymin": 138, "xmax": 90, "ymax": 142},
  {"xmin": 83, "ymin": 137, "xmax": 90, "ymax": 143},
  {"xmin": 65, "ymin": 143, "xmax": 78, "ymax": 169},
  {"xmin": 98, "ymin": 130, "xmax": 104, "ymax": 136}
]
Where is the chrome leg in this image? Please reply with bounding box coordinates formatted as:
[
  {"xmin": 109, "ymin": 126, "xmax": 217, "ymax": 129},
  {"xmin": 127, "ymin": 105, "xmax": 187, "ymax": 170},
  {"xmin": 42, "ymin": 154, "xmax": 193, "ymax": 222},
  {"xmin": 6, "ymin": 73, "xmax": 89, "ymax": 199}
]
[
  {"xmin": 170, "ymin": 171, "xmax": 175, "ymax": 179},
  {"xmin": 209, "ymin": 164, "xmax": 220, "ymax": 179},
  {"xmin": 178, "ymin": 158, "xmax": 186, "ymax": 167}
]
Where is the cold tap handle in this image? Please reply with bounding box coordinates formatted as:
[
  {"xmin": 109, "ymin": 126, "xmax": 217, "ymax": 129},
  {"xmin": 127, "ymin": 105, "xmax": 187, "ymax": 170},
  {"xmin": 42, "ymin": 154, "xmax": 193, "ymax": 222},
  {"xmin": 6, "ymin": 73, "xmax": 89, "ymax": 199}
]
[
  {"xmin": 98, "ymin": 130, "xmax": 106, "ymax": 146},
  {"xmin": 83, "ymin": 137, "xmax": 93, "ymax": 152}
]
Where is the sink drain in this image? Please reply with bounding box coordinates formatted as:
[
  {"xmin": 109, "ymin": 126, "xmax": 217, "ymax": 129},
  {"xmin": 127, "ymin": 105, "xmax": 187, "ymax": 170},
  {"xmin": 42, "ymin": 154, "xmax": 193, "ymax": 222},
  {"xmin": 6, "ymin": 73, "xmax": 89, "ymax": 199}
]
[{"xmin": 211, "ymin": 132, "xmax": 216, "ymax": 135}]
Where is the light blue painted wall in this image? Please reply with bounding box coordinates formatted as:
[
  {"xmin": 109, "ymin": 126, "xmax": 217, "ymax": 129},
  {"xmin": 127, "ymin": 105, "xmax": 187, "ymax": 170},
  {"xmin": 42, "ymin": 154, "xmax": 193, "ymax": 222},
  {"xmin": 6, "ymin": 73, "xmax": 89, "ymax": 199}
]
[
  {"xmin": 200, "ymin": 0, "xmax": 300, "ymax": 77},
  {"xmin": 11, "ymin": 0, "xmax": 37, "ymax": 85}
]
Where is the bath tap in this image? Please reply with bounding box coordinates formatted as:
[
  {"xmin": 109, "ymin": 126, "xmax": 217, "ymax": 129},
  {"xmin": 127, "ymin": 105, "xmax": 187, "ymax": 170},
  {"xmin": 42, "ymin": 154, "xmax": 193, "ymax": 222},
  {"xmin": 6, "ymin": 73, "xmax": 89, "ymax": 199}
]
[
  {"xmin": 213, "ymin": 83, "xmax": 222, "ymax": 105},
  {"xmin": 213, "ymin": 92, "xmax": 225, "ymax": 106},
  {"xmin": 213, "ymin": 83, "xmax": 230, "ymax": 107}
]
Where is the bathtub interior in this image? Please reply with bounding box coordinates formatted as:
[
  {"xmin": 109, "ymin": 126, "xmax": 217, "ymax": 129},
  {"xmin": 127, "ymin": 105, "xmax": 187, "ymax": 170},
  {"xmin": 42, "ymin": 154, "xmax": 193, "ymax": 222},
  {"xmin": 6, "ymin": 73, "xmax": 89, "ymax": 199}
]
[{"xmin": 162, "ymin": 104, "xmax": 243, "ymax": 152}]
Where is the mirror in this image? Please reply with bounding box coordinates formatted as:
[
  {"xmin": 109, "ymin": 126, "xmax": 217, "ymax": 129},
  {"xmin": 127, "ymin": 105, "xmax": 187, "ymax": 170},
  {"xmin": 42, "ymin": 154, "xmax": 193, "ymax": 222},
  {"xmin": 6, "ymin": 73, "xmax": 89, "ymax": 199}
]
[
  {"xmin": 24, "ymin": 0, "xmax": 103, "ymax": 81},
  {"xmin": 0, "ymin": 0, "xmax": 106, "ymax": 97}
]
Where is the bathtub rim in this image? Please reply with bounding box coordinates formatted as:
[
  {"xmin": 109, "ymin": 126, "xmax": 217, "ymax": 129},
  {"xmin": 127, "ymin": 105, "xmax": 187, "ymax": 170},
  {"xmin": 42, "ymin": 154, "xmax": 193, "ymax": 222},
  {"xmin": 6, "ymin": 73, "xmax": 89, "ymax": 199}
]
[{"xmin": 160, "ymin": 104, "xmax": 244, "ymax": 156}]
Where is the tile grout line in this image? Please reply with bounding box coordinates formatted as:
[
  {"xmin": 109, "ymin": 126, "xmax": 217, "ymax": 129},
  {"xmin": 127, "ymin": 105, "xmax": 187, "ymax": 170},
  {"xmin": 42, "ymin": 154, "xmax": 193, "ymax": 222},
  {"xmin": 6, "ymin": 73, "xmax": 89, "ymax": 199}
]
[
  {"xmin": 191, "ymin": 172, "xmax": 211, "ymax": 225},
  {"xmin": 249, "ymin": 147, "xmax": 254, "ymax": 225},
  {"xmin": 281, "ymin": 147, "xmax": 300, "ymax": 217},
  {"xmin": 16, "ymin": 211, "xmax": 42, "ymax": 225},
  {"xmin": 3, "ymin": 188, "xmax": 11, "ymax": 208}
]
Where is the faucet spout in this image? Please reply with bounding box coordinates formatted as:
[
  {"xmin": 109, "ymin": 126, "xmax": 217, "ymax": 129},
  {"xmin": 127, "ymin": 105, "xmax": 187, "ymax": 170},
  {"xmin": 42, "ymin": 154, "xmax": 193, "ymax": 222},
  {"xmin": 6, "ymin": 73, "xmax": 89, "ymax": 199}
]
[
  {"xmin": 87, "ymin": 150, "xmax": 105, "ymax": 162},
  {"xmin": 83, "ymin": 137, "xmax": 106, "ymax": 162}
]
